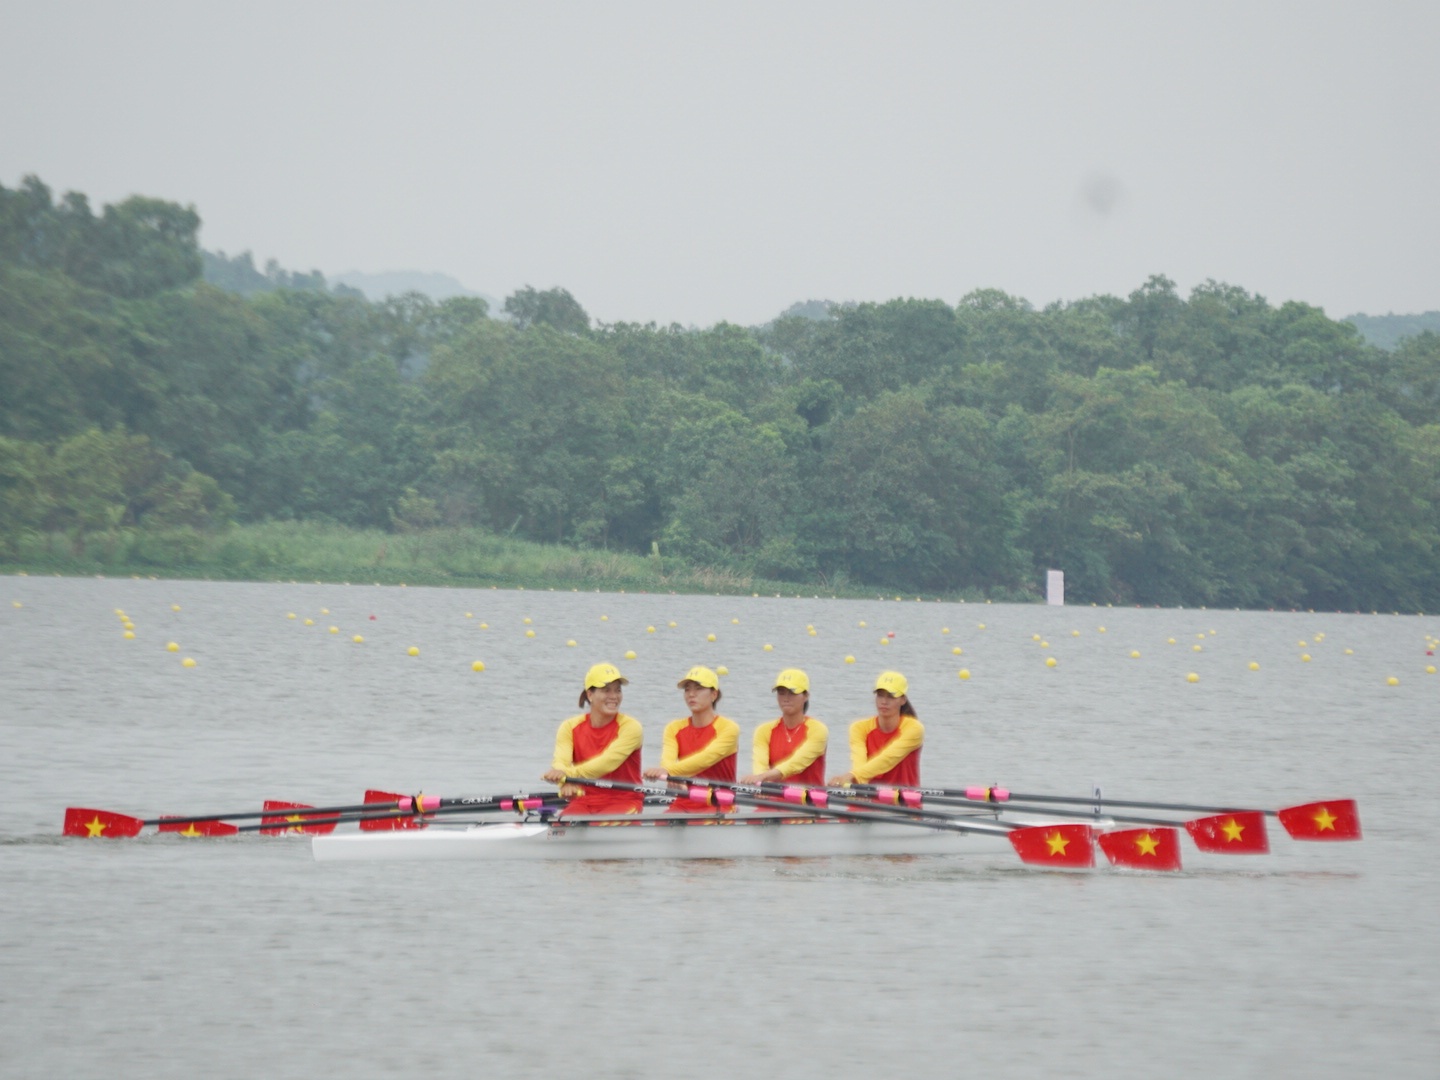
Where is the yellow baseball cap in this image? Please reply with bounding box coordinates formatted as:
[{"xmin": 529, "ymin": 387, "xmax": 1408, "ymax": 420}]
[
  {"xmin": 874, "ymin": 670, "xmax": 909, "ymax": 696},
  {"xmin": 772, "ymin": 668, "xmax": 809, "ymax": 693},
  {"xmin": 584, "ymin": 662, "xmax": 628, "ymax": 689},
  {"xmin": 677, "ymin": 665, "xmax": 719, "ymax": 689}
]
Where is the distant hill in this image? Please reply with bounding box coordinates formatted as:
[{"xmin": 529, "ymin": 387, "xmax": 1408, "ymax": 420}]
[
  {"xmin": 332, "ymin": 269, "xmax": 501, "ymax": 311},
  {"xmin": 1344, "ymin": 311, "xmax": 1440, "ymax": 351}
]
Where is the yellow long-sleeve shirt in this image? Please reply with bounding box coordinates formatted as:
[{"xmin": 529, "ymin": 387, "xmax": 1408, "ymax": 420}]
[
  {"xmin": 848, "ymin": 715, "xmax": 924, "ymax": 785},
  {"xmin": 551, "ymin": 713, "xmax": 644, "ymax": 779},
  {"xmin": 751, "ymin": 717, "xmax": 829, "ymax": 779},
  {"xmin": 660, "ymin": 715, "xmax": 740, "ymax": 777}
]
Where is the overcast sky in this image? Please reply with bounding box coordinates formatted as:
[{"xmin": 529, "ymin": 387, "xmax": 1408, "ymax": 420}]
[{"xmin": 3, "ymin": 2, "xmax": 1437, "ymax": 325}]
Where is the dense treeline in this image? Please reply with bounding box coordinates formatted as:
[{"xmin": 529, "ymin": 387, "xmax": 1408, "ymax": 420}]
[{"xmin": 3, "ymin": 174, "xmax": 1439, "ymax": 608}]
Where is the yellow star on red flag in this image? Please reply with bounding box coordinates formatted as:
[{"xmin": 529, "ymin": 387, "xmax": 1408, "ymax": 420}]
[
  {"xmin": 1134, "ymin": 832, "xmax": 1160, "ymax": 856},
  {"xmin": 1221, "ymin": 818, "xmax": 1245, "ymax": 842},
  {"xmin": 85, "ymin": 816, "xmax": 107, "ymax": 837},
  {"xmin": 1313, "ymin": 806, "xmax": 1337, "ymax": 831},
  {"xmin": 1045, "ymin": 831, "xmax": 1070, "ymax": 855}
]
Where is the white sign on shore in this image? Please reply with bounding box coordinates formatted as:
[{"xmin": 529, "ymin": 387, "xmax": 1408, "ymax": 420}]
[{"xmin": 1046, "ymin": 569, "xmax": 1064, "ymax": 606}]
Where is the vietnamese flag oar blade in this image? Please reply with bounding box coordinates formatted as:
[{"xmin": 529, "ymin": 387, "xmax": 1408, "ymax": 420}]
[
  {"xmin": 260, "ymin": 800, "xmax": 339, "ymax": 836},
  {"xmin": 1008, "ymin": 823, "xmax": 1095, "ymax": 868},
  {"xmin": 63, "ymin": 808, "xmax": 144, "ymax": 838},
  {"xmin": 1278, "ymin": 800, "xmax": 1362, "ymax": 841},
  {"xmin": 1098, "ymin": 827, "xmax": 1183, "ymax": 871},
  {"xmin": 158, "ymin": 816, "xmax": 239, "ymax": 837},
  {"xmin": 1185, "ymin": 811, "xmax": 1269, "ymax": 853},
  {"xmin": 360, "ymin": 790, "xmax": 426, "ymax": 832}
]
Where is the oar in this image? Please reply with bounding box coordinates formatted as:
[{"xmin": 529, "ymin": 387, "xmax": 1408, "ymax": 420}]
[
  {"xmin": 897, "ymin": 785, "xmax": 1361, "ymax": 842},
  {"xmin": 562, "ymin": 776, "xmax": 1099, "ymax": 868},
  {"xmin": 232, "ymin": 798, "xmax": 568, "ymax": 834},
  {"xmin": 62, "ymin": 791, "xmax": 558, "ymax": 839}
]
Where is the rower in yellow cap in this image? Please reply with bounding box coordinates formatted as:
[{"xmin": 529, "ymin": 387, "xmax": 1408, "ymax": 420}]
[
  {"xmin": 828, "ymin": 670, "xmax": 923, "ymax": 788},
  {"xmin": 543, "ymin": 662, "xmax": 645, "ymax": 816},
  {"xmin": 644, "ymin": 665, "xmax": 740, "ymax": 813},
  {"xmin": 742, "ymin": 668, "xmax": 828, "ymax": 786}
]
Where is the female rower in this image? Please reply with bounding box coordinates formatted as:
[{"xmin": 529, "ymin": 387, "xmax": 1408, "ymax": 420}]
[
  {"xmin": 827, "ymin": 670, "xmax": 923, "ymax": 788},
  {"xmin": 741, "ymin": 668, "xmax": 828, "ymax": 786},
  {"xmin": 643, "ymin": 666, "xmax": 739, "ymax": 813},
  {"xmin": 542, "ymin": 662, "xmax": 645, "ymax": 816}
]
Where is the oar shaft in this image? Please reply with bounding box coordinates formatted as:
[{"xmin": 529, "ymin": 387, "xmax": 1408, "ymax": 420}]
[{"xmin": 564, "ymin": 777, "xmax": 1014, "ymax": 837}]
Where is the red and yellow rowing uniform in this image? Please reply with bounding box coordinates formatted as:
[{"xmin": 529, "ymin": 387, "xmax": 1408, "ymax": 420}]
[
  {"xmin": 847, "ymin": 715, "xmax": 923, "ymax": 787},
  {"xmin": 752, "ymin": 717, "xmax": 828, "ymax": 786},
  {"xmin": 551, "ymin": 712, "xmax": 644, "ymax": 815},
  {"xmin": 661, "ymin": 715, "xmax": 739, "ymax": 813}
]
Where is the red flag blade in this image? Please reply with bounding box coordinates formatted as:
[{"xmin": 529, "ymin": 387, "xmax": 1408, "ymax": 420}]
[
  {"xmin": 360, "ymin": 790, "xmax": 425, "ymax": 832},
  {"xmin": 63, "ymin": 808, "xmax": 144, "ymax": 838},
  {"xmin": 1098, "ymin": 827, "xmax": 1183, "ymax": 871},
  {"xmin": 158, "ymin": 816, "xmax": 240, "ymax": 837},
  {"xmin": 260, "ymin": 800, "xmax": 339, "ymax": 836},
  {"xmin": 1008, "ymin": 823, "xmax": 1095, "ymax": 867},
  {"xmin": 1278, "ymin": 800, "xmax": 1362, "ymax": 841},
  {"xmin": 1185, "ymin": 811, "xmax": 1269, "ymax": 853}
]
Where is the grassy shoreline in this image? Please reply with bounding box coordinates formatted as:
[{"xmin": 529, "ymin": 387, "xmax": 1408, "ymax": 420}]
[{"xmin": 0, "ymin": 522, "xmax": 1019, "ymax": 602}]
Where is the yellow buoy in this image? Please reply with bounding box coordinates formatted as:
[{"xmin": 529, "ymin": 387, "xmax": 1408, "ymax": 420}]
[
  {"xmin": 601, "ymin": 615, "xmax": 609, "ymax": 621},
  {"xmin": 114, "ymin": 608, "xmax": 124, "ymax": 615},
  {"xmin": 977, "ymin": 623, "xmax": 986, "ymax": 629},
  {"xmin": 622, "ymin": 650, "xmax": 636, "ymax": 660},
  {"xmin": 1098, "ymin": 626, "xmax": 1107, "ymax": 633},
  {"xmin": 304, "ymin": 618, "xmax": 314, "ymax": 626},
  {"xmin": 845, "ymin": 655, "xmax": 856, "ymax": 664},
  {"xmin": 12, "ymin": 601, "xmax": 21, "ymax": 608},
  {"xmin": 465, "ymin": 613, "xmax": 473, "ymax": 618},
  {"xmin": 1248, "ymin": 661, "xmax": 1260, "ymax": 671},
  {"xmin": 321, "ymin": 608, "xmax": 329, "ymax": 615},
  {"xmin": 329, "ymin": 626, "xmax": 339, "ymax": 634},
  {"xmin": 523, "ymin": 617, "xmax": 532, "ymax": 625},
  {"xmin": 1130, "ymin": 650, "xmax": 1141, "ymax": 659},
  {"xmin": 858, "ymin": 621, "xmax": 867, "ymax": 628},
  {"xmin": 958, "ymin": 669, "xmax": 971, "ymax": 680},
  {"xmin": 1387, "ymin": 676, "xmax": 1399, "ymax": 686},
  {"xmin": 123, "ymin": 630, "xmax": 135, "ymax": 639},
  {"xmin": 1167, "ymin": 638, "xmax": 1176, "ymax": 645},
  {"xmin": 1426, "ymin": 666, "xmax": 1436, "ymax": 675},
  {"xmin": 525, "ymin": 630, "xmax": 536, "ymax": 638},
  {"xmin": 480, "ymin": 623, "xmax": 489, "ymax": 630},
  {"xmin": 707, "ymin": 633, "xmax": 716, "ymax": 642},
  {"xmin": 566, "ymin": 639, "xmax": 577, "ymax": 647},
  {"xmin": 763, "ymin": 644, "xmax": 773, "ymax": 651},
  {"xmin": 941, "ymin": 627, "xmax": 950, "ymax": 634},
  {"xmin": 1032, "ymin": 634, "xmax": 1040, "ymax": 641},
  {"xmin": 166, "ymin": 642, "xmax": 179, "ymax": 652},
  {"xmin": 668, "ymin": 621, "xmax": 677, "ymax": 628},
  {"xmin": 716, "ymin": 666, "xmax": 729, "ymax": 676},
  {"xmin": 1193, "ymin": 644, "xmax": 1203, "ymax": 652},
  {"xmin": 808, "ymin": 628, "xmax": 818, "ymax": 636},
  {"xmin": 1039, "ymin": 641, "xmax": 1049, "ymax": 649},
  {"xmin": 1301, "ymin": 654, "xmax": 1311, "ymax": 662},
  {"xmin": 1045, "ymin": 657, "xmax": 1057, "ymax": 667},
  {"xmin": 952, "ymin": 646, "xmax": 962, "ymax": 655},
  {"xmin": 353, "ymin": 635, "xmax": 364, "ymax": 643},
  {"xmin": 731, "ymin": 618, "xmax": 739, "ymax": 624},
  {"xmin": 472, "ymin": 660, "xmax": 485, "ymax": 672},
  {"xmin": 287, "ymin": 613, "xmax": 297, "ymax": 620},
  {"xmin": 880, "ymin": 638, "xmax": 890, "ymax": 646},
  {"xmin": 1344, "ymin": 648, "xmax": 1353, "ymax": 655},
  {"xmin": 171, "ymin": 604, "xmax": 181, "ymax": 612},
  {"xmin": 646, "ymin": 626, "xmax": 656, "ymax": 633},
  {"xmin": 1071, "ymin": 630, "xmax": 1080, "ymax": 637},
  {"xmin": 1186, "ymin": 672, "xmax": 1199, "ymax": 683},
  {"xmin": 408, "ymin": 646, "xmax": 420, "ymax": 656},
  {"xmin": 182, "ymin": 657, "xmax": 196, "ymax": 668}
]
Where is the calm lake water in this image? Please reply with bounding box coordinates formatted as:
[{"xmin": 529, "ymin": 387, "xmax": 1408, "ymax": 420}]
[{"xmin": 2, "ymin": 575, "xmax": 1437, "ymax": 1078}]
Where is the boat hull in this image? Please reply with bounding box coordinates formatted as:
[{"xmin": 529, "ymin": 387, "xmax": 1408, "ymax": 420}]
[{"xmin": 310, "ymin": 812, "xmax": 1077, "ymax": 863}]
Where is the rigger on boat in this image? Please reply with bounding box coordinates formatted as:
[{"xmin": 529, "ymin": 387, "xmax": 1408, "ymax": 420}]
[{"xmin": 62, "ymin": 661, "xmax": 1363, "ymax": 871}]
